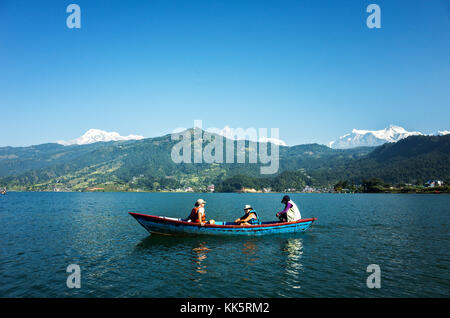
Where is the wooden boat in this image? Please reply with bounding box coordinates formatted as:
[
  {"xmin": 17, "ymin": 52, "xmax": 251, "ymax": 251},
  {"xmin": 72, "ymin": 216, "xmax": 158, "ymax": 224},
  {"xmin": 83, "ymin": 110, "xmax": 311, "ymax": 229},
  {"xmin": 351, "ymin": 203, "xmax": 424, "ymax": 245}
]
[{"xmin": 129, "ymin": 212, "xmax": 317, "ymax": 236}]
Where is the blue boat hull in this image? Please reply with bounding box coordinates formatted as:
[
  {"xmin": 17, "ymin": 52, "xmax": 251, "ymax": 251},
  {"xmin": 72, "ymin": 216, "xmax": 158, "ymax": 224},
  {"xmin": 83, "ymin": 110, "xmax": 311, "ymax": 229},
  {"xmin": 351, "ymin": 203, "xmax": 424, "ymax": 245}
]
[{"xmin": 129, "ymin": 212, "xmax": 317, "ymax": 236}]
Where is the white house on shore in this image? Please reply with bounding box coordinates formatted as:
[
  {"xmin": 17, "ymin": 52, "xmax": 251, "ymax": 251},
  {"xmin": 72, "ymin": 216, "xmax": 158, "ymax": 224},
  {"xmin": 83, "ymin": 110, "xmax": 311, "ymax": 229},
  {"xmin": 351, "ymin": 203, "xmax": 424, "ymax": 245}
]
[{"xmin": 425, "ymin": 180, "xmax": 444, "ymax": 187}]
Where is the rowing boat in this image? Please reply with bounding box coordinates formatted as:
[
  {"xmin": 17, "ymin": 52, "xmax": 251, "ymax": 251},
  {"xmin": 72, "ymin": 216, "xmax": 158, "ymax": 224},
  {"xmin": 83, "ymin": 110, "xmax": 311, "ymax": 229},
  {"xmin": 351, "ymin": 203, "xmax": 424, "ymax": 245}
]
[{"xmin": 129, "ymin": 212, "xmax": 317, "ymax": 236}]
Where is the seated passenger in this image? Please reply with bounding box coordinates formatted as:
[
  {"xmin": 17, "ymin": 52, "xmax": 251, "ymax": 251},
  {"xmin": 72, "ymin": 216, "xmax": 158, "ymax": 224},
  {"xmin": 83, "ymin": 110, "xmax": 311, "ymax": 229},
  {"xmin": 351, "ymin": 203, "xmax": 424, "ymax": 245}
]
[
  {"xmin": 235, "ymin": 205, "xmax": 260, "ymax": 226},
  {"xmin": 276, "ymin": 195, "xmax": 301, "ymax": 222},
  {"xmin": 183, "ymin": 199, "xmax": 215, "ymax": 226},
  {"xmin": 185, "ymin": 199, "xmax": 208, "ymax": 226}
]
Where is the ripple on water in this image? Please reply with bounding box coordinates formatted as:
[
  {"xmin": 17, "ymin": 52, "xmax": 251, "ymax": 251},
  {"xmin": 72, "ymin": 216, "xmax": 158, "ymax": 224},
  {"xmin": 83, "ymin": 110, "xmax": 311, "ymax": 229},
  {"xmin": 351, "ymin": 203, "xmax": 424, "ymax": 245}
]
[{"xmin": 0, "ymin": 192, "xmax": 449, "ymax": 297}]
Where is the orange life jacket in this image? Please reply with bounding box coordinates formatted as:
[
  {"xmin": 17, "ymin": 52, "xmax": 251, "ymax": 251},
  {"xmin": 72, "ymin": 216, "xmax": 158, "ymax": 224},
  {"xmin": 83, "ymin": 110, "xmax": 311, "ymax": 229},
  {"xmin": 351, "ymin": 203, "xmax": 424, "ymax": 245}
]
[{"xmin": 189, "ymin": 206, "xmax": 206, "ymax": 223}]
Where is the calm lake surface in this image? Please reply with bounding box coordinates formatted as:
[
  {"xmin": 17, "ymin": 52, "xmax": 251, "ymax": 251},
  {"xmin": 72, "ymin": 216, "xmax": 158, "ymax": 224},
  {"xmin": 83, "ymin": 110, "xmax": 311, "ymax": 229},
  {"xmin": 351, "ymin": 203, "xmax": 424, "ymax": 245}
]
[{"xmin": 0, "ymin": 192, "xmax": 449, "ymax": 297}]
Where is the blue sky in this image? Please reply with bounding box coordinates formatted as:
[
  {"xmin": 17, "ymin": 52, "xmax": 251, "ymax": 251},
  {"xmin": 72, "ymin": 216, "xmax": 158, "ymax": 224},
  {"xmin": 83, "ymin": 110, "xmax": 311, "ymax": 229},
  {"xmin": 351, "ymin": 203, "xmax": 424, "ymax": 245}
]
[{"xmin": 0, "ymin": 0, "xmax": 449, "ymax": 147}]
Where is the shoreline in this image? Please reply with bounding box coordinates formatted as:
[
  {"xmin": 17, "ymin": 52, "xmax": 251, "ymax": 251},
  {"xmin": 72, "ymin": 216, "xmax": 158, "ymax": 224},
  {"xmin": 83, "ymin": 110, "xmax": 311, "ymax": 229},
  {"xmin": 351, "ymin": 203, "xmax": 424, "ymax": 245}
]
[{"xmin": 2, "ymin": 190, "xmax": 449, "ymax": 194}]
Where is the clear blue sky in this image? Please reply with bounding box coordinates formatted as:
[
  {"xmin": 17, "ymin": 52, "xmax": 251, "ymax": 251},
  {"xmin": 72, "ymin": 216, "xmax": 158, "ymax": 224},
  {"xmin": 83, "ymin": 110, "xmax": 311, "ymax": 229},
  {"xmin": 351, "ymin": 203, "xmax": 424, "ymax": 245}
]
[{"xmin": 0, "ymin": 0, "xmax": 449, "ymax": 147}]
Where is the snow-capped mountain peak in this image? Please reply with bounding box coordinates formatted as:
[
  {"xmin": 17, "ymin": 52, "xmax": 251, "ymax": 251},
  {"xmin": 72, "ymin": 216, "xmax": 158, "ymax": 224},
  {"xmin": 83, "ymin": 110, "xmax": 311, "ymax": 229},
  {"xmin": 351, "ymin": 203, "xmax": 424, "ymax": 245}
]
[
  {"xmin": 328, "ymin": 125, "xmax": 423, "ymax": 149},
  {"xmin": 207, "ymin": 125, "xmax": 287, "ymax": 146},
  {"xmin": 57, "ymin": 129, "xmax": 144, "ymax": 146},
  {"xmin": 258, "ymin": 137, "xmax": 287, "ymax": 146}
]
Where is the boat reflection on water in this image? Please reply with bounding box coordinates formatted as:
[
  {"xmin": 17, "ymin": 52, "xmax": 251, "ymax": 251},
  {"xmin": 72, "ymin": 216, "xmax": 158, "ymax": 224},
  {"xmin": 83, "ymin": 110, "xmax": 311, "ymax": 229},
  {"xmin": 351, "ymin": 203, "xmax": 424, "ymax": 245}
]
[
  {"xmin": 282, "ymin": 238, "xmax": 304, "ymax": 289},
  {"xmin": 135, "ymin": 234, "xmax": 305, "ymax": 289},
  {"xmin": 241, "ymin": 239, "xmax": 259, "ymax": 268},
  {"xmin": 242, "ymin": 240, "xmax": 258, "ymax": 255},
  {"xmin": 192, "ymin": 242, "xmax": 210, "ymax": 275}
]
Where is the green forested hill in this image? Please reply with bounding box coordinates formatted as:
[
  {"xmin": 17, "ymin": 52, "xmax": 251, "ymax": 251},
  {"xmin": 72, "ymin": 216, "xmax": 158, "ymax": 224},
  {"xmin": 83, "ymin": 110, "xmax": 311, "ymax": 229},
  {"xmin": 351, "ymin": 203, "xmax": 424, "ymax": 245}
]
[
  {"xmin": 0, "ymin": 142, "xmax": 117, "ymax": 177},
  {"xmin": 0, "ymin": 131, "xmax": 448, "ymax": 191},
  {"xmin": 309, "ymin": 135, "xmax": 450, "ymax": 185},
  {"xmin": 279, "ymin": 143, "xmax": 373, "ymax": 171}
]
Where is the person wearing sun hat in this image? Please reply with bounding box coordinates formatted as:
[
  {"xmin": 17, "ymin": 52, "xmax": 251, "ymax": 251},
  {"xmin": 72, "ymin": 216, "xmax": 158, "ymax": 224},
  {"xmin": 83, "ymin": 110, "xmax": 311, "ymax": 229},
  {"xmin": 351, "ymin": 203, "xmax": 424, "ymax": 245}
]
[
  {"xmin": 235, "ymin": 204, "xmax": 260, "ymax": 226},
  {"xmin": 185, "ymin": 198, "xmax": 208, "ymax": 225}
]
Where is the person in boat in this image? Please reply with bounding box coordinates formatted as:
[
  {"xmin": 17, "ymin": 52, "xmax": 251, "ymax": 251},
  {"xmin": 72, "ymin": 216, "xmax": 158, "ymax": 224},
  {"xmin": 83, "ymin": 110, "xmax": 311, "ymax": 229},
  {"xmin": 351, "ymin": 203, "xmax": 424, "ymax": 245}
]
[
  {"xmin": 235, "ymin": 205, "xmax": 261, "ymax": 226},
  {"xmin": 185, "ymin": 199, "xmax": 212, "ymax": 226},
  {"xmin": 276, "ymin": 195, "xmax": 301, "ymax": 222}
]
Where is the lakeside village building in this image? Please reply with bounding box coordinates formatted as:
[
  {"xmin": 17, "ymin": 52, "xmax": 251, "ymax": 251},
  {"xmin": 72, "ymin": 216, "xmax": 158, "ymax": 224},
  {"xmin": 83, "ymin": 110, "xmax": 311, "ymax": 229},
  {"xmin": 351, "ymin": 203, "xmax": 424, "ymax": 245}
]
[{"xmin": 425, "ymin": 180, "xmax": 444, "ymax": 187}]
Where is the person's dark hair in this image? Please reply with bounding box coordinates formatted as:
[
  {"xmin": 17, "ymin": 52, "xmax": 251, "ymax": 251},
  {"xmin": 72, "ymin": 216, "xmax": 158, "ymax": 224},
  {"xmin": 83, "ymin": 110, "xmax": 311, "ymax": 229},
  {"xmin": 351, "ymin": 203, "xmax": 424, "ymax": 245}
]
[
  {"xmin": 281, "ymin": 195, "xmax": 290, "ymax": 204},
  {"xmin": 194, "ymin": 202, "xmax": 200, "ymax": 207}
]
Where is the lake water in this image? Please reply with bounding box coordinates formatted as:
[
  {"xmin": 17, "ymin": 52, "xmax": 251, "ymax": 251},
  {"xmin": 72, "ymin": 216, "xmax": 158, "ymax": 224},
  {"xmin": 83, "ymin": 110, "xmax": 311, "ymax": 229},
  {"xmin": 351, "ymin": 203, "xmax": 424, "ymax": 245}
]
[{"xmin": 0, "ymin": 192, "xmax": 449, "ymax": 297}]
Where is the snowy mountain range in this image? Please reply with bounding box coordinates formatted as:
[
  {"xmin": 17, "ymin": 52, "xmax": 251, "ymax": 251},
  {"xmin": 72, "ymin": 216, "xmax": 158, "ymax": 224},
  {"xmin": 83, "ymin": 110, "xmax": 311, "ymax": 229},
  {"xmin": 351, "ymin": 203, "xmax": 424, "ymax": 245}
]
[
  {"xmin": 208, "ymin": 125, "xmax": 287, "ymax": 146},
  {"xmin": 57, "ymin": 125, "xmax": 447, "ymax": 149},
  {"xmin": 57, "ymin": 129, "xmax": 144, "ymax": 146},
  {"xmin": 328, "ymin": 125, "xmax": 448, "ymax": 149},
  {"xmin": 57, "ymin": 127, "xmax": 288, "ymax": 147}
]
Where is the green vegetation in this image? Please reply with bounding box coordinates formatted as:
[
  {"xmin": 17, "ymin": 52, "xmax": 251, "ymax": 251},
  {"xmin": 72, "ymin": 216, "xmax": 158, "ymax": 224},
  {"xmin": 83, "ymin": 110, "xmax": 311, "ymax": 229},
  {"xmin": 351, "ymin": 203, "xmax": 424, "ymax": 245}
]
[
  {"xmin": 215, "ymin": 170, "xmax": 309, "ymax": 192},
  {"xmin": 311, "ymin": 135, "xmax": 450, "ymax": 187},
  {"xmin": 0, "ymin": 132, "xmax": 448, "ymax": 193},
  {"xmin": 332, "ymin": 178, "xmax": 450, "ymax": 194}
]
